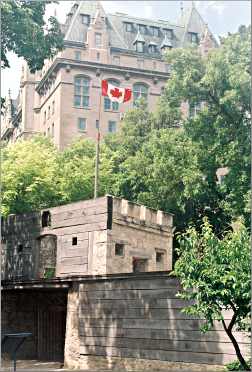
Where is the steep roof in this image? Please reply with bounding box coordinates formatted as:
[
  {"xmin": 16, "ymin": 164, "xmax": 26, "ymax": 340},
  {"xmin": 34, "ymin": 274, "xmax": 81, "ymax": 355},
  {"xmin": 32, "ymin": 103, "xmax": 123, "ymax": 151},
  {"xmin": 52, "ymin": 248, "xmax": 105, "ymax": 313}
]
[{"xmin": 62, "ymin": 1, "xmax": 216, "ymax": 52}]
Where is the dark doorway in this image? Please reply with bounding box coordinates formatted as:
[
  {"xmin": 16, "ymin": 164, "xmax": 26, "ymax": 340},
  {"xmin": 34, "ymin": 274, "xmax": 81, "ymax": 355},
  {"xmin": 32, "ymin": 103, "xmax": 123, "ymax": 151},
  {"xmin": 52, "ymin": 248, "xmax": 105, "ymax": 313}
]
[
  {"xmin": 37, "ymin": 291, "xmax": 67, "ymax": 362},
  {"xmin": 2, "ymin": 289, "xmax": 67, "ymax": 363}
]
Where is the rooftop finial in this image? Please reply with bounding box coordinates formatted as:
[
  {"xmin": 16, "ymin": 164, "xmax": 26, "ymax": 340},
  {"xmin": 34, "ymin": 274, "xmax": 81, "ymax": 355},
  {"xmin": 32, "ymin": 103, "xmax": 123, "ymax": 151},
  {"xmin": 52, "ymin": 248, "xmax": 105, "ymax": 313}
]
[
  {"xmin": 8, "ymin": 89, "xmax": 11, "ymax": 98},
  {"xmin": 180, "ymin": 1, "xmax": 184, "ymax": 16}
]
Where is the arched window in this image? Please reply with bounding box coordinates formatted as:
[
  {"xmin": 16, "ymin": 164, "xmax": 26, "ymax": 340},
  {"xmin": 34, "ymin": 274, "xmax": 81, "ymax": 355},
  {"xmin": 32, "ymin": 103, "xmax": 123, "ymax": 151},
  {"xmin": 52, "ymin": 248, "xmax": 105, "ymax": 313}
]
[
  {"xmin": 74, "ymin": 76, "xmax": 90, "ymax": 108},
  {"xmin": 133, "ymin": 83, "xmax": 148, "ymax": 105},
  {"xmin": 104, "ymin": 80, "xmax": 120, "ymax": 112}
]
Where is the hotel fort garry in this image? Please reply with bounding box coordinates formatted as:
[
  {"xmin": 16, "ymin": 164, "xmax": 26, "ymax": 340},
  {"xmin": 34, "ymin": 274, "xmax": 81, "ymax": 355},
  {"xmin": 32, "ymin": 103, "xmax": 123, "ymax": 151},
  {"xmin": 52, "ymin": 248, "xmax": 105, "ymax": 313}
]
[{"xmin": 2, "ymin": 1, "xmax": 217, "ymax": 149}]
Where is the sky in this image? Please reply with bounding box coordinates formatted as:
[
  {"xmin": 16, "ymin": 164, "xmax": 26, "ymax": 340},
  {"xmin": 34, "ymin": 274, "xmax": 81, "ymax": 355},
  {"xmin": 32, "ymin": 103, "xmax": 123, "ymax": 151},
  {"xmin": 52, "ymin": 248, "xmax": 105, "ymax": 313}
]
[{"xmin": 1, "ymin": 0, "xmax": 250, "ymax": 99}]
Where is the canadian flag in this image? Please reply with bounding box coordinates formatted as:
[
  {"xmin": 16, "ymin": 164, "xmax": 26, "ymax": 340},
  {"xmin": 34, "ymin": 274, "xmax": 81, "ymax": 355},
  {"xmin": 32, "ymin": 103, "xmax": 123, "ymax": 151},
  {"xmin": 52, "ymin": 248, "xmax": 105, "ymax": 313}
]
[{"xmin": 102, "ymin": 80, "xmax": 132, "ymax": 103}]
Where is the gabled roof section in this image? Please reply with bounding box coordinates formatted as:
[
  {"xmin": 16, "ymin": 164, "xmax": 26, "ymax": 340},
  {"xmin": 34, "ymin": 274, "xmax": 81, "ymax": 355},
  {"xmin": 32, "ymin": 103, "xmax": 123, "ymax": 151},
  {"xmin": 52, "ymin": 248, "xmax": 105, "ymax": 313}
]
[
  {"xmin": 133, "ymin": 30, "xmax": 146, "ymax": 44},
  {"xmin": 160, "ymin": 34, "xmax": 173, "ymax": 48},
  {"xmin": 60, "ymin": 1, "xmax": 216, "ymax": 53},
  {"xmin": 179, "ymin": 2, "xmax": 215, "ymax": 46},
  {"xmin": 64, "ymin": 1, "xmax": 102, "ymax": 43}
]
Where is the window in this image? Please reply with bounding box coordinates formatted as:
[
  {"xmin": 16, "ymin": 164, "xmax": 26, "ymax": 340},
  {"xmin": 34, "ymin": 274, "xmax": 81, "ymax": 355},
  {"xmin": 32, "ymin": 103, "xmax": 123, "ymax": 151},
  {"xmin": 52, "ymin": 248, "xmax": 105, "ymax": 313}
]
[
  {"xmin": 81, "ymin": 14, "xmax": 90, "ymax": 25},
  {"xmin": 136, "ymin": 41, "xmax": 144, "ymax": 53},
  {"xmin": 108, "ymin": 121, "xmax": 117, "ymax": 133},
  {"xmin": 43, "ymin": 111, "xmax": 46, "ymax": 124},
  {"xmin": 115, "ymin": 243, "xmax": 124, "ymax": 256},
  {"xmin": 104, "ymin": 80, "xmax": 120, "ymax": 111},
  {"xmin": 95, "ymin": 33, "xmax": 102, "ymax": 48},
  {"xmin": 133, "ymin": 83, "xmax": 148, "ymax": 104},
  {"xmin": 48, "ymin": 106, "xmax": 50, "ymax": 119},
  {"xmin": 138, "ymin": 24, "xmax": 147, "ymax": 34},
  {"xmin": 75, "ymin": 51, "xmax": 81, "ymax": 61},
  {"xmin": 150, "ymin": 26, "xmax": 159, "ymax": 37},
  {"xmin": 42, "ymin": 211, "xmax": 51, "ymax": 227},
  {"xmin": 133, "ymin": 258, "xmax": 148, "ymax": 273},
  {"xmin": 74, "ymin": 76, "xmax": 90, "ymax": 108},
  {"xmin": 52, "ymin": 101, "xmax": 55, "ymax": 115},
  {"xmin": 149, "ymin": 44, "xmax": 157, "ymax": 54},
  {"xmin": 137, "ymin": 59, "xmax": 144, "ymax": 69},
  {"xmin": 96, "ymin": 120, "xmax": 99, "ymax": 129},
  {"xmin": 125, "ymin": 22, "xmax": 133, "ymax": 32},
  {"xmin": 189, "ymin": 32, "xmax": 198, "ymax": 44},
  {"xmin": 78, "ymin": 117, "xmax": 86, "ymax": 131},
  {"xmin": 52, "ymin": 123, "xmax": 54, "ymax": 137},
  {"xmin": 153, "ymin": 61, "xmax": 157, "ymax": 69},
  {"xmin": 189, "ymin": 102, "xmax": 202, "ymax": 118},
  {"xmin": 72, "ymin": 237, "xmax": 78, "ymax": 246},
  {"xmin": 18, "ymin": 244, "xmax": 23, "ymax": 253},
  {"xmin": 113, "ymin": 56, "xmax": 120, "ymax": 65},
  {"xmin": 47, "ymin": 127, "xmax": 50, "ymax": 136},
  {"xmin": 97, "ymin": 52, "xmax": 100, "ymax": 61},
  {"xmin": 164, "ymin": 29, "xmax": 173, "ymax": 39},
  {"xmin": 156, "ymin": 251, "xmax": 164, "ymax": 263}
]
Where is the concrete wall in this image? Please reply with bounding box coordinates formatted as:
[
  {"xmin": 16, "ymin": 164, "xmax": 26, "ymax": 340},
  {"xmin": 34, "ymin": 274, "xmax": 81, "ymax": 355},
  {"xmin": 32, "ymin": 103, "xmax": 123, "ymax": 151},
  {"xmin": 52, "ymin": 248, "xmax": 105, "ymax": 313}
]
[{"xmin": 64, "ymin": 273, "xmax": 250, "ymax": 370}]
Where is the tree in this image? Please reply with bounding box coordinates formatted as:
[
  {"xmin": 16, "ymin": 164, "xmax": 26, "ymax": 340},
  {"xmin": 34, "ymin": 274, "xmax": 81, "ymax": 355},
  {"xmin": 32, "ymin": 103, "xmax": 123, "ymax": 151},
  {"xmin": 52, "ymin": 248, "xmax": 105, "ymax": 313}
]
[
  {"xmin": 1, "ymin": 136, "xmax": 61, "ymax": 216},
  {"xmin": 1, "ymin": 0, "xmax": 64, "ymax": 72},
  {"xmin": 57, "ymin": 138, "xmax": 113, "ymax": 202},
  {"xmin": 104, "ymin": 128, "xmax": 204, "ymax": 232},
  {"xmin": 157, "ymin": 26, "xmax": 251, "ymax": 231},
  {"xmin": 173, "ymin": 218, "xmax": 250, "ymax": 370}
]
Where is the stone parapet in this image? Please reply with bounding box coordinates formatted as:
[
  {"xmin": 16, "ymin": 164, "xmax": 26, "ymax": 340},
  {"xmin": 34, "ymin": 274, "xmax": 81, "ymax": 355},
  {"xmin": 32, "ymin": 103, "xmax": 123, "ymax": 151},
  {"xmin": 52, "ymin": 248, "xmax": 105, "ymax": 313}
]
[{"xmin": 112, "ymin": 196, "xmax": 173, "ymax": 230}]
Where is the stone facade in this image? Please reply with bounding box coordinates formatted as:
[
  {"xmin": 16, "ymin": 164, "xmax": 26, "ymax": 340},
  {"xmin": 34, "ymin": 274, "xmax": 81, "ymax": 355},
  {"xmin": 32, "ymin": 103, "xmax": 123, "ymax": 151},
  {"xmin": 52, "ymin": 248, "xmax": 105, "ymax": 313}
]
[
  {"xmin": 1, "ymin": 1, "xmax": 217, "ymax": 148},
  {"xmin": 3, "ymin": 274, "xmax": 249, "ymax": 368},
  {"xmin": 1, "ymin": 195, "xmax": 174, "ymax": 280}
]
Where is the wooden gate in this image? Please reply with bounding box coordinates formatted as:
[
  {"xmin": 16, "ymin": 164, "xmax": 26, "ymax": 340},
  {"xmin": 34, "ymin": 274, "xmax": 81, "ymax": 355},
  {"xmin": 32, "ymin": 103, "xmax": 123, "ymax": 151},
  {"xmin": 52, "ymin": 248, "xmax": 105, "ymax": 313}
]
[{"xmin": 37, "ymin": 293, "xmax": 67, "ymax": 362}]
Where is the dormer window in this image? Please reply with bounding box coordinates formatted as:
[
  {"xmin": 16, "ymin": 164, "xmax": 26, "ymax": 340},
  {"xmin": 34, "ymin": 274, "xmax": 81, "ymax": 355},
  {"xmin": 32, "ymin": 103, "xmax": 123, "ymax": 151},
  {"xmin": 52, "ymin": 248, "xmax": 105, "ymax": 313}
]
[
  {"xmin": 189, "ymin": 32, "xmax": 198, "ymax": 44},
  {"xmin": 164, "ymin": 29, "xmax": 173, "ymax": 39},
  {"xmin": 125, "ymin": 22, "xmax": 133, "ymax": 32},
  {"xmin": 138, "ymin": 24, "xmax": 147, "ymax": 35},
  {"xmin": 161, "ymin": 45, "xmax": 172, "ymax": 54},
  {"xmin": 81, "ymin": 14, "xmax": 90, "ymax": 25},
  {"xmin": 150, "ymin": 26, "xmax": 159, "ymax": 37},
  {"xmin": 149, "ymin": 44, "xmax": 158, "ymax": 54},
  {"xmin": 136, "ymin": 42, "xmax": 144, "ymax": 53}
]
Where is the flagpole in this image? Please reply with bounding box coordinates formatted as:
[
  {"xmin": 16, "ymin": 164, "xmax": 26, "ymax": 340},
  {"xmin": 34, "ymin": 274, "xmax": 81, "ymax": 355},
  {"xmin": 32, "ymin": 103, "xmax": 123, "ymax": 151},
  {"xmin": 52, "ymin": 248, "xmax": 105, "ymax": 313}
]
[{"xmin": 94, "ymin": 78, "xmax": 102, "ymax": 199}]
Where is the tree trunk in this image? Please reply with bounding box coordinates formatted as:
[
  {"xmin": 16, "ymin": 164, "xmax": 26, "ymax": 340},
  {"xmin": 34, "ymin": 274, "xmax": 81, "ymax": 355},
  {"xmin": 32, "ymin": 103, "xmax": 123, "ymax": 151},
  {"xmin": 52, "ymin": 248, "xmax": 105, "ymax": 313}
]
[{"xmin": 222, "ymin": 318, "xmax": 249, "ymax": 370}]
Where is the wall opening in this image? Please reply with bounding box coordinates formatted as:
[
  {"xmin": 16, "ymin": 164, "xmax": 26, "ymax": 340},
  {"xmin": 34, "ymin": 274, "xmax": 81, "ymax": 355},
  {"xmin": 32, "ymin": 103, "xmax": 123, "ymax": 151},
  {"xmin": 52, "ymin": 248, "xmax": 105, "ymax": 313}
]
[
  {"xmin": 72, "ymin": 237, "xmax": 77, "ymax": 246},
  {"xmin": 133, "ymin": 257, "xmax": 148, "ymax": 273},
  {"xmin": 42, "ymin": 211, "xmax": 51, "ymax": 228},
  {"xmin": 115, "ymin": 243, "xmax": 124, "ymax": 256}
]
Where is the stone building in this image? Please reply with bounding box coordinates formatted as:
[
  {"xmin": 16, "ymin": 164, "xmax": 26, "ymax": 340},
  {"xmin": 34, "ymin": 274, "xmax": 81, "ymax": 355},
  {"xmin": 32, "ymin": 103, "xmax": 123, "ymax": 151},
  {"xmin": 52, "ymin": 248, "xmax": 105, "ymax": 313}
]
[
  {"xmin": 1, "ymin": 1, "xmax": 217, "ymax": 149},
  {"xmin": 1, "ymin": 195, "xmax": 174, "ymax": 280}
]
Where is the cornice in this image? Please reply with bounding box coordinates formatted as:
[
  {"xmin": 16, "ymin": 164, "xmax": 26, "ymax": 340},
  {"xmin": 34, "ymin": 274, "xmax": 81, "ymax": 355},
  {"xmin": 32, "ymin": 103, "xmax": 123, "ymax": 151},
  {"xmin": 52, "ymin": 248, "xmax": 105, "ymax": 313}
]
[{"xmin": 36, "ymin": 58, "xmax": 169, "ymax": 94}]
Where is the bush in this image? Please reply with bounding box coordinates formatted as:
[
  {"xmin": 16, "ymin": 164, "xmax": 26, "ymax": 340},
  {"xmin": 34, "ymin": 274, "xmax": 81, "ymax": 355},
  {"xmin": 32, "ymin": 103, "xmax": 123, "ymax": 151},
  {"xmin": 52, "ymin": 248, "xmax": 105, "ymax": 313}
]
[{"xmin": 226, "ymin": 360, "xmax": 251, "ymax": 371}]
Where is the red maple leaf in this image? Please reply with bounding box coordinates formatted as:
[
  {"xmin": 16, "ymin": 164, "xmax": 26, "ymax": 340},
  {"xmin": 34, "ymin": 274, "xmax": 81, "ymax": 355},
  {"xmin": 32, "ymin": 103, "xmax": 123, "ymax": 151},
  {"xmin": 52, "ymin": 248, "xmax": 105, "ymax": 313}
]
[{"xmin": 110, "ymin": 87, "xmax": 122, "ymax": 98}]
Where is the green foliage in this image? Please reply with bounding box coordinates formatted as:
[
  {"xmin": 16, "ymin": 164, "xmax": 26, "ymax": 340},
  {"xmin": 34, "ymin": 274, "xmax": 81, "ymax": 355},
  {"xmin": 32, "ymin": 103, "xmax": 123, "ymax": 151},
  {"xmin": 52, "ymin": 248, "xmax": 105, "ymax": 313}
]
[
  {"xmin": 1, "ymin": 0, "xmax": 64, "ymax": 72},
  {"xmin": 1, "ymin": 136, "xmax": 62, "ymax": 216},
  {"xmin": 173, "ymin": 218, "xmax": 250, "ymax": 369},
  {"xmin": 173, "ymin": 218, "xmax": 250, "ymax": 330},
  {"xmin": 226, "ymin": 359, "xmax": 251, "ymax": 371},
  {"xmin": 1, "ymin": 136, "xmax": 113, "ymax": 216},
  {"xmin": 158, "ymin": 25, "xmax": 251, "ymax": 229}
]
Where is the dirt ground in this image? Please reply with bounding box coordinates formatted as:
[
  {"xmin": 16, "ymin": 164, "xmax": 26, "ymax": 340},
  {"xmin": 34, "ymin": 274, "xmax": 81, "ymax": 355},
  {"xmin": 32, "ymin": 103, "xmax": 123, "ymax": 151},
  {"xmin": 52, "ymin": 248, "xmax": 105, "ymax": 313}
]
[{"xmin": 0, "ymin": 359, "xmax": 227, "ymax": 372}]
